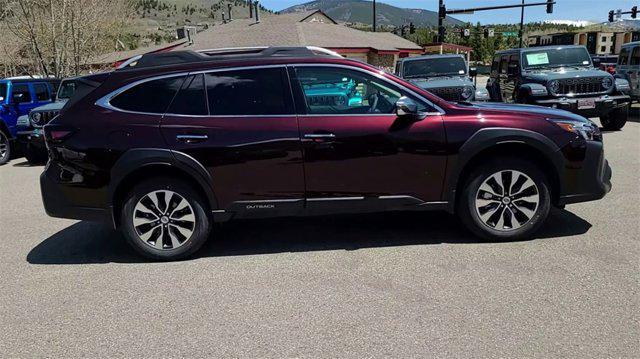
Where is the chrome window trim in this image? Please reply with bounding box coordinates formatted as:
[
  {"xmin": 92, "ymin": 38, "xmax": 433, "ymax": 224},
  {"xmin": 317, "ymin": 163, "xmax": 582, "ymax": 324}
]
[{"xmin": 96, "ymin": 62, "xmax": 445, "ymax": 116}]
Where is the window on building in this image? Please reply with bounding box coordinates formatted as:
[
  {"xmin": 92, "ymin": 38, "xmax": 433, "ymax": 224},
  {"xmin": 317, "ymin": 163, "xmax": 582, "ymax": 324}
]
[
  {"xmin": 601, "ymin": 36, "xmax": 607, "ymax": 42},
  {"xmin": 600, "ymin": 46, "xmax": 607, "ymax": 53},
  {"xmin": 11, "ymin": 84, "xmax": 31, "ymax": 103},
  {"xmin": 33, "ymin": 83, "xmax": 50, "ymax": 101},
  {"xmin": 294, "ymin": 66, "xmax": 426, "ymax": 115},
  {"xmin": 110, "ymin": 76, "xmax": 184, "ymax": 113},
  {"xmin": 205, "ymin": 68, "xmax": 292, "ymax": 116},
  {"xmin": 631, "ymin": 46, "xmax": 640, "ymax": 66},
  {"xmin": 167, "ymin": 74, "xmax": 207, "ymax": 116}
]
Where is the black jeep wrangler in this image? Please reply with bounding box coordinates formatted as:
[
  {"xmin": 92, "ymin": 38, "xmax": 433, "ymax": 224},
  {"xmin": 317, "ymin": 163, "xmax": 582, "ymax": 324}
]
[{"xmin": 487, "ymin": 45, "xmax": 632, "ymax": 130}]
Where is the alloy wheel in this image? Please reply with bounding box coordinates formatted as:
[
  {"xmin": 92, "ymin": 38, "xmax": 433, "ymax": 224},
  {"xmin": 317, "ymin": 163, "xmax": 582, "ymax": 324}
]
[
  {"xmin": 474, "ymin": 170, "xmax": 540, "ymax": 231},
  {"xmin": 133, "ymin": 190, "xmax": 196, "ymax": 250},
  {"xmin": 0, "ymin": 132, "xmax": 8, "ymax": 161}
]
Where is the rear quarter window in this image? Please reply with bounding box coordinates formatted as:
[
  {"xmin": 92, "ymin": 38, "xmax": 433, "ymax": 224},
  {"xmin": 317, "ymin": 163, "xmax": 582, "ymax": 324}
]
[{"xmin": 110, "ymin": 76, "xmax": 184, "ymax": 114}]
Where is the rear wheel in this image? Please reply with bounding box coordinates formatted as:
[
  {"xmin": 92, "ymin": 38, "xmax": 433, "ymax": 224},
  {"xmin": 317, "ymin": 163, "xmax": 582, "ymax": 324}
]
[
  {"xmin": 121, "ymin": 177, "xmax": 211, "ymax": 261},
  {"xmin": 600, "ymin": 105, "xmax": 628, "ymax": 131},
  {"xmin": 458, "ymin": 158, "xmax": 551, "ymax": 241},
  {"xmin": 0, "ymin": 131, "xmax": 11, "ymax": 166}
]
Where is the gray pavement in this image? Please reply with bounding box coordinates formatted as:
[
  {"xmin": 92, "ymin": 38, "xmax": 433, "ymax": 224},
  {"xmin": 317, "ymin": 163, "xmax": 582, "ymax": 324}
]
[{"xmin": 1, "ymin": 110, "xmax": 639, "ymax": 357}]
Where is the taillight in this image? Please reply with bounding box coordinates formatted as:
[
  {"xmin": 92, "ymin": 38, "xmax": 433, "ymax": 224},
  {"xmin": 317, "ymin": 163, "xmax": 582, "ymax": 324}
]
[{"xmin": 43, "ymin": 124, "xmax": 75, "ymax": 143}]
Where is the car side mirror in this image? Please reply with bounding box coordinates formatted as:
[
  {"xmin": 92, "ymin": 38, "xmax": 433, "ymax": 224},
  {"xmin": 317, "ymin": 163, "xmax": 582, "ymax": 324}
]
[
  {"xmin": 469, "ymin": 67, "xmax": 478, "ymax": 77},
  {"xmin": 12, "ymin": 93, "xmax": 24, "ymax": 103},
  {"xmin": 396, "ymin": 96, "xmax": 423, "ymax": 120},
  {"xmin": 592, "ymin": 58, "xmax": 601, "ymax": 67},
  {"xmin": 507, "ymin": 64, "xmax": 519, "ymax": 77}
]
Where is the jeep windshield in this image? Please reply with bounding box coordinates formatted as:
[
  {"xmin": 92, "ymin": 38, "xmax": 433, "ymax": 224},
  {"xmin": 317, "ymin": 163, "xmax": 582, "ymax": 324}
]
[
  {"xmin": 403, "ymin": 57, "xmax": 467, "ymax": 78},
  {"xmin": 522, "ymin": 47, "xmax": 592, "ymax": 69},
  {"xmin": 57, "ymin": 80, "xmax": 78, "ymax": 100},
  {"xmin": 0, "ymin": 83, "xmax": 7, "ymax": 102}
]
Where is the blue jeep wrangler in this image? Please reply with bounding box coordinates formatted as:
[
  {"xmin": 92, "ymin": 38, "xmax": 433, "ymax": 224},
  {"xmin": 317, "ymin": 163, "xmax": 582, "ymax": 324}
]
[{"xmin": 0, "ymin": 78, "xmax": 59, "ymax": 165}]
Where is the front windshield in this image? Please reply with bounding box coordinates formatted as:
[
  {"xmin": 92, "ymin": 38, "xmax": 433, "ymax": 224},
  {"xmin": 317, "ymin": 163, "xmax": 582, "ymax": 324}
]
[
  {"xmin": 0, "ymin": 83, "xmax": 7, "ymax": 102},
  {"xmin": 403, "ymin": 57, "xmax": 467, "ymax": 78},
  {"xmin": 522, "ymin": 47, "xmax": 592, "ymax": 69},
  {"xmin": 57, "ymin": 80, "xmax": 77, "ymax": 100}
]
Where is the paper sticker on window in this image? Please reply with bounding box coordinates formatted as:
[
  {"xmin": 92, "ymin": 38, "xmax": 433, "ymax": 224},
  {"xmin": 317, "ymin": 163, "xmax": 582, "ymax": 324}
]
[{"xmin": 526, "ymin": 53, "xmax": 549, "ymax": 65}]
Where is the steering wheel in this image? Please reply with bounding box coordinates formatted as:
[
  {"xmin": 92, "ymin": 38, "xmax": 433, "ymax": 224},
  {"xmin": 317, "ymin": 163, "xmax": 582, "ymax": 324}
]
[{"xmin": 367, "ymin": 93, "xmax": 379, "ymax": 113}]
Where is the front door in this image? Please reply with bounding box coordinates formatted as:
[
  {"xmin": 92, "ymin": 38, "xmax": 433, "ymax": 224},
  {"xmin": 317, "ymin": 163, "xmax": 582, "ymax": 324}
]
[
  {"xmin": 290, "ymin": 65, "xmax": 447, "ymax": 213},
  {"xmin": 160, "ymin": 67, "xmax": 305, "ymax": 215}
]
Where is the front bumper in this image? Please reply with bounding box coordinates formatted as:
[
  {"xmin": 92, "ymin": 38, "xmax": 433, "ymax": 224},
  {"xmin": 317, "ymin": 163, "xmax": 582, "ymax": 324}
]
[
  {"xmin": 557, "ymin": 140, "xmax": 611, "ymax": 205},
  {"xmin": 16, "ymin": 128, "xmax": 46, "ymax": 151},
  {"xmin": 534, "ymin": 94, "xmax": 630, "ymax": 117}
]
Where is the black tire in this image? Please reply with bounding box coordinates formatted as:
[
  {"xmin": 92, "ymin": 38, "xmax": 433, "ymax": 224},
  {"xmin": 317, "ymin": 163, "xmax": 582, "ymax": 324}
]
[
  {"xmin": 458, "ymin": 157, "xmax": 551, "ymax": 241},
  {"xmin": 0, "ymin": 130, "xmax": 11, "ymax": 166},
  {"xmin": 600, "ymin": 105, "xmax": 628, "ymax": 131},
  {"xmin": 120, "ymin": 177, "xmax": 211, "ymax": 261},
  {"xmin": 24, "ymin": 143, "xmax": 47, "ymax": 165}
]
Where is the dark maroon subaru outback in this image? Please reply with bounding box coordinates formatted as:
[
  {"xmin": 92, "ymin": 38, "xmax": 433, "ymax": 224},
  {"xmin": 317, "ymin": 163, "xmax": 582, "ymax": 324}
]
[{"xmin": 41, "ymin": 47, "xmax": 611, "ymax": 260}]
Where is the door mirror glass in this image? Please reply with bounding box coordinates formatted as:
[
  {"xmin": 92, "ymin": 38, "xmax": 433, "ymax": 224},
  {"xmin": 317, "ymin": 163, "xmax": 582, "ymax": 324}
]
[
  {"xmin": 0, "ymin": 96, "xmax": 4, "ymax": 102},
  {"xmin": 396, "ymin": 96, "xmax": 420, "ymax": 117},
  {"xmin": 469, "ymin": 67, "xmax": 478, "ymax": 77}
]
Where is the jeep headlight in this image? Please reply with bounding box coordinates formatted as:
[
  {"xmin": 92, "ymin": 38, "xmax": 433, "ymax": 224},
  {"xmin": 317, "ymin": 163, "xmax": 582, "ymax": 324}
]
[
  {"xmin": 461, "ymin": 86, "xmax": 473, "ymax": 99},
  {"xmin": 548, "ymin": 118, "xmax": 600, "ymax": 141},
  {"xmin": 602, "ymin": 76, "xmax": 613, "ymax": 90},
  {"xmin": 547, "ymin": 80, "xmax": 560, "ymax": 95},
  {"xmin": 614, "ymin": 78, "xmax": 630, "ymax": 93},
  {"xmin": 30, "ymin": 112, "xmax": 42, "ymax": 126},
  {"xmin": 475, "ymin": 88, "xmax": 490, "ymax": 101}
]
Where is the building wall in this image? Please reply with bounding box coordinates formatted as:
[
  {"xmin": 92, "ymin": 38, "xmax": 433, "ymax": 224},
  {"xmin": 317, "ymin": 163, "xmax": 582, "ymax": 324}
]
[
  {"xmin": 595, "ymin": 32, "xmax": 614, "ymax": 55},
  {"xmin": 367, "ymin": 53, "xmax": 396, "ymax": 71}
]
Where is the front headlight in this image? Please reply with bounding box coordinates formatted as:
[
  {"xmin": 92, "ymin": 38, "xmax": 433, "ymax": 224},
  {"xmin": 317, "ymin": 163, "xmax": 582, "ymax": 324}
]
[
  {"xmin": 602, "ymin": 76, "xmax": 613, "ymax": 90},
  {"xmin": 475, "ymin": 88, "xmax": 489, "ymax": 101},
  {"xmin": 615, "ymin": 78, "xmax": 630, "ymax": 93},
  {"xmin": 30, "ymin": 112, "xmax": 42, "ymax": 127},
  {"xmin": 461, "ymin": 86, "xmax": 474, "ymax": 99},
  {"xmin": 548, "ymin": 80, "xmax": 560, "ymax": 95},
  {"xmin": 548, "ymin": 118, "xmax": 600, "ymax": 141}
]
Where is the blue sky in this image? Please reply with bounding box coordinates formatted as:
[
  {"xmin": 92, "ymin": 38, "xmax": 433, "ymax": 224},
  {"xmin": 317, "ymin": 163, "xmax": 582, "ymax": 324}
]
[{"xmin": 261, "ymin": 0, "xmax": 638, "ymax": 24}]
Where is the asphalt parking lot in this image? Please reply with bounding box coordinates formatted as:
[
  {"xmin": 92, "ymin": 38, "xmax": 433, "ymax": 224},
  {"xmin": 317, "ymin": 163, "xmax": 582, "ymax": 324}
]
[{"xmin": 1, "ymin": 108, "xmax": 639, "ymax": 357}]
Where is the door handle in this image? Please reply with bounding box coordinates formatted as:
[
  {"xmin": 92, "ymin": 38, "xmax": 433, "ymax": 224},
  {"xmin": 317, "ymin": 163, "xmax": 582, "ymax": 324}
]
[
  {"xmin": 304, "ymin": 133, "xmax": 336, "ymax": 139},
  {"xmin": 176, "ymin": 134, "xmax": 208, "ymax": 144}
]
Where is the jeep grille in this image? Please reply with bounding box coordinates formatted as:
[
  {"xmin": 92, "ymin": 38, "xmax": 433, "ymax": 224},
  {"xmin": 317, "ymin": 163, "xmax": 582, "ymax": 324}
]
[
  {"xmin": 557, "ymin": 77, "xmax": 608, "ymax": 96},
  {"xmin": 429, "ymin": 87, "xmax": 464, "ymax": 101},
  {"xmin": 30, "ymin": 110, "xmax": 60, "ymax": 127}
]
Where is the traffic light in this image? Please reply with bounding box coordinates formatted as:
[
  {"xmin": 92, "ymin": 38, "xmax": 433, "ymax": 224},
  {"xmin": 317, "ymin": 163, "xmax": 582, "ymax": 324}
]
[
  {"xmin": 546, "ymin": 0, "xmax": 554, "ymax": 14},
  {"xmin": 463, "ymin": 28, "xmax": 471, "ymax": 37},
  {"xmin": 438, "ymin": 3, "xmax": 446, "ymax": 19},
  {"xmin": 409, "ymin": 22, "xmax": 415, "ymax": 34},
  {"xmin": 632, "ymin": 6, "xmax": 638, "ymax": 19},
  {"xmin": 608, "ymin": 10, "xmax": 614, "ymax": 22},
  {"xmin": 438, "ymin": 26, "xmax": 446, "ymax": 42}
]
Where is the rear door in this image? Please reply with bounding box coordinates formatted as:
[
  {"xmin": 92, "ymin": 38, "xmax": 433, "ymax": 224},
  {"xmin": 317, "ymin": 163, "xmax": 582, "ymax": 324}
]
[
  {"xmin": 290, "ymin": 65, "xmax": 447, "ymax": 212},
  {"xmin": 629, "ymin": 46, "xmax": 640, "ymax": 98},
  {"xmin": 160, "ymin": 66, "xmax": 305, "ymax": 215}
]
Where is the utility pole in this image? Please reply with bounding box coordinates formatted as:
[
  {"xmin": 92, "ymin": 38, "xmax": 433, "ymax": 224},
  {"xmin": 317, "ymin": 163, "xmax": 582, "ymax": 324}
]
[
  {"xmin": 518, "ymin": 0, "xmax": 525, "ymax": 48},
  {"xmin": 437, "ymin": 0, "xmax": 446, "ymax": 43},
  {"xmin": 372, "ymin": 0, "xmax": 377, "ymax": 32}
]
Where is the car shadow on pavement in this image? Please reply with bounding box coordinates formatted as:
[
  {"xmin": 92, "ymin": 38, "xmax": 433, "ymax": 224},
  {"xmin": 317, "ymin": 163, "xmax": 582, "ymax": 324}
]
[{"xmin": 27, "ymin": 208, "xmax": 591, "ymax": 265}]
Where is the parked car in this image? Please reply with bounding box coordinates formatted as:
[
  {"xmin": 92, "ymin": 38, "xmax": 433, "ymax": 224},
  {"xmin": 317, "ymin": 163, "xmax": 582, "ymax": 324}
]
[
  {"xmin": 487, "ymin": 45, "xmax": 631, "ymax": 130},
  {"xmin": 395, "ymin": 54, "xmax": 489, "ymax": 101},
  {"xmin": 591, "ymin": 55, "xmax": 618, "ymax": 75},
  {"xmin": 0, "ymin": 77, "xmax": 60, "ymax": 165},
  {"xmin": 615, "ymin": 41, "xmax": 640, "ymax": 102},
  {"xmin": 16, "ymin": 77, "xmax": 79, "ymax": 164},
  {"xmin": 41, "ymin": 47, "xmax": 611, "ymax": 260}
]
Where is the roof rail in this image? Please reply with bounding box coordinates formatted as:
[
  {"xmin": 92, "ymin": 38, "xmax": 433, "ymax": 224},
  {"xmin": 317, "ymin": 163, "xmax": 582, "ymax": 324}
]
[{"xmin": 118, "ymin": 46, "xmax": 343, "ymax": 70}]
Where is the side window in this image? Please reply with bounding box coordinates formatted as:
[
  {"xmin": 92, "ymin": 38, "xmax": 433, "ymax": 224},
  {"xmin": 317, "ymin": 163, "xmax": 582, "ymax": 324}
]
[
  {"xmin": 12, "ymin": 84, "xmax": 32, "ymax": 103},
  {"xmin": 499, "ymin": 55, "xmax": 509, "ymax": 74},
  {"xmin": 509, "ymin": 54, "xmax": 519, "ymax": 68},
  {"xmin": 630, "ymin": 47, "xmax": 640, "ymax": 66},
  {"xmin": 34, "ymin": 83, "xmax": 50, "ymax": 101},
  {"xmin": 166, "ymin": 74, "xmax": 207, "ymax": 115},
  {"xmin": 205, "ymin": 68, "xmax": 291, "ymax": 116},
  {"xmin": 491, "ymin": 56, "xmax": 500, "ymax": 74},
  {"xmin": 294, "ymin": 66, "xmax": 422, "ymax": 115},
  {"xmin": 110, "ymin": 76, "xmax": 184, "ymax": 114},
  {"xmin": 618, "ymin": 48, "xmax": 629, "ymax": 65}
]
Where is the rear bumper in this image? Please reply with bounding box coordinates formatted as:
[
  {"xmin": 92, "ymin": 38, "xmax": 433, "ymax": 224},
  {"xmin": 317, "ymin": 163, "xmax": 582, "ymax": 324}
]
[
  {"xmin": 557, "ymin": 140, "xmax": 611, "ymax": 205},
  {"xmin": 534, "ymin": 94, "xmax": 630, "ymax": 117},
  {"xmin": 40, "ymin": 164, "xmax": 113, "ymax": 223}
]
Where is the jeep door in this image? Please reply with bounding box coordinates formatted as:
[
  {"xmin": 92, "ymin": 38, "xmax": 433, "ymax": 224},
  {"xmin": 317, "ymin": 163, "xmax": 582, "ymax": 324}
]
[
  {"xmin": 160, "ymin": 67, "xmax": 305, "ymax": 213},
  {"xmin": 290, "ymin": 65, "xmax": 447, "ymax": 212},
  {"xmin": 628, "ymin": 46, "xmax": 640, "ymax": 98},
  {"xmin": 7, "ymin": 83, "xmax": 39, "ymax": 136},
  {"xmin": 497, "ymin": 55, "xmax": 510, "ymax": 101}
]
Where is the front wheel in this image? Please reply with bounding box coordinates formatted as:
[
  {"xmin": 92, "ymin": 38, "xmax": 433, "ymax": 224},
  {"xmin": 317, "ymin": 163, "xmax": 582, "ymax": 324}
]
[
  {"xmin": 24, "ymin": 143, "xmax": 47, "ymax": 165},
  {"xmin": 458, "ymin": 158, "xmax": 551, "ymax": 241},
  {"xmin": 600, "ymin": 105, "xmax": 628, "ymax": 131},
  {"xmin": 121, "ymin": 177, "xmax": 211, "ymax": 261},
  {"xmin": 0, "ymin": 131, "xmax": 11, "ymax": 166}
]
